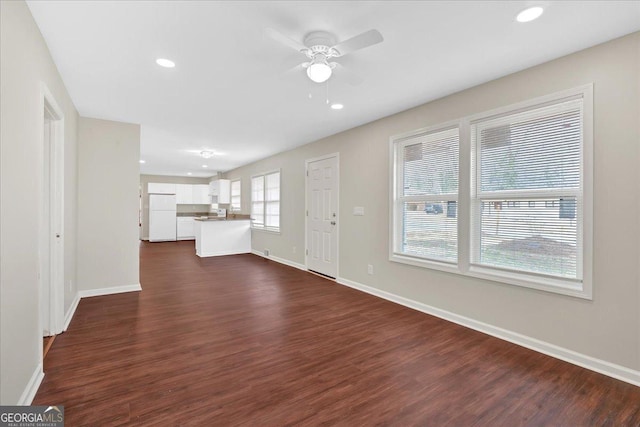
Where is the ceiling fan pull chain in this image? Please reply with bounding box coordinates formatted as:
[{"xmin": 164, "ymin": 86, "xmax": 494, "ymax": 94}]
[{"xmin": 326, "ymin": 80, "xmax": 330, "ymax": 105}]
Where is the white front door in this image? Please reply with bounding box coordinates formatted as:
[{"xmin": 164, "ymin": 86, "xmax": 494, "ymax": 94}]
[{"xmin": 306, "ymin": 155, "xmax": 338, "ymax": 278}]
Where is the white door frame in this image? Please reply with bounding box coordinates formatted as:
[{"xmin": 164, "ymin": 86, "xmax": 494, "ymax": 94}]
[
  {"xmin": 304, "ymin": 152, "xmax": 339, "ymax": 278},
  {"xmin": 38, "ymin": 82, "xmax": 65, "ymax": 341}
]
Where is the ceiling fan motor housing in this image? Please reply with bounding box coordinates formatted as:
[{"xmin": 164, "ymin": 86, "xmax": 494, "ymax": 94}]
[{"xmin": 304, "ymin": 31, "xmax": 338, "ymax": 58}]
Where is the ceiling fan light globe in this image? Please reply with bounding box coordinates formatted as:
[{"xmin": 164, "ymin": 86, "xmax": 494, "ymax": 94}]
[{"xmin": 307, "ymin": 62, "xmax": 332, "ymax": 83}]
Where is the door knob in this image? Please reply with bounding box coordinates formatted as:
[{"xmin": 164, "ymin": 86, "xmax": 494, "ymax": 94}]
[
  {"xmin": 330, "ymin": 221, "xmax": 336, "ymax": 225},
  {"xmin": 56, "ymin": 233, "xmax": 61, "ymax": 238}
]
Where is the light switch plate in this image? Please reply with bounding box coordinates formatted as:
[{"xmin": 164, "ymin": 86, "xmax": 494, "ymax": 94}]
[{"xmin": 353, "ymin": 207, "xmax": 365, "ymax": 216}]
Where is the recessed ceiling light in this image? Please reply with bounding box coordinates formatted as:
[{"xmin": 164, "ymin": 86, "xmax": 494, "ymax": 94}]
[
  {"xmin": 202, "ymin": 165, "xmax": 208, "ymax": 168},
  {"xmin": 156, "ymin": 58, "xmax": 175, "ymax": 68},
  {"xmin": 331, "ymin": 103, "xmax": 344, "ymax": 110},
  {"xmin": 139, "ymin": 160, "xmax": 146, "ymax": 164},
  {"xmin": 187, "ymin": 172, "xmax": 192, "ymax": 176},
  {"xmin": 200, "ymin": 150, "xmax": 215, "ymax": 159},
  {"xmin": 516, "ymin": 6, "xmax": 544, "ymax": 23}
]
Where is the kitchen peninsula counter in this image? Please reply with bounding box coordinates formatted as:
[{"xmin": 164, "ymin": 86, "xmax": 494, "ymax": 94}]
[
  {"xmin": 194, "ymin": 217, "xmax": 251, "ymax": 221},
  {"xmin": 194, "ymin": 217, "xmax": 251, "ymax": 257}
]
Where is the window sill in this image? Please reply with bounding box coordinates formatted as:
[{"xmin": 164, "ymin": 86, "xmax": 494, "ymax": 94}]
[
  {"xmin": 466, "ymin": 265, "xmax": 590, "ymax": 300},
  {"xmin": 390, "ymin": 253, "xmax": 459, "ymax": 275},
  {"xmin": 390, "ymin": 253, "xmax": 591, "ymax": 300},
  {"xmin": 251, "ymin": 226, "xmax": 281, "ymax": 235}
]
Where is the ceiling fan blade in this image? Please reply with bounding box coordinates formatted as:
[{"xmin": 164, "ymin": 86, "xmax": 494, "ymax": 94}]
[
  {"xmin": 331, "ymin": 29, "xmax": 383, "ymax": 57},
  {"xmin": 333, "ymin": 63, "xmax": 364, "ymax": 86},
  {"xmin": 265, "ymin": 28, "xmax": 308, "ymax": 53},
  {"xmin": 284, "ymin": 63, "xmax": 306, "ymax": 76}
]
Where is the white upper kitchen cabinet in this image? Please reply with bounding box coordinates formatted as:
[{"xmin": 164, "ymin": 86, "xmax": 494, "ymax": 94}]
[
  {"xmin": 176, "ymin": 184, "xmax": 193, "ymax": 204},
  {"xmin": 148, "ymin": 183, "xmax": 176, "ymax": 194},
  {"xmin": 192, "ymin": 185, "xmax": 211, "ymax": 204},
  {"xmin": 209, "ymin": 179, "xmax": 231, "ymax": 204},
  {"xmin": 209, "ymin": 180, "xmax": 219, "ymax": 196}
]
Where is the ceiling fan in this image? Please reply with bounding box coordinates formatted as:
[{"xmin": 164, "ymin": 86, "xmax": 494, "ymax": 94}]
[{"xmin": 266, "ymin": 28, "xmax": 384, "ymax": 84}]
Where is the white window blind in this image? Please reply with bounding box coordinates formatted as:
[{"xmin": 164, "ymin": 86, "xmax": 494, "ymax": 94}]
[
  {"xmin": 251, "ymin": 176, "xmax": 264, "ymax": 227},
  {"xmin": 471, "ymin": 98, "xmax": 583, "ymax": 280},
  {"xmin": 265, "ymin": 171, "xmax": 280, "ymax": 229},
  {"xmin": 230, "ymin": 180, "xmax": 241, "ymax": 212},
  {"xmin": 395, "ymin": 127, "xmax": 459, "ymax": 263},
  {"xmin": 251, "ymin": 171, "xmax": 280, "ymax": 231}
]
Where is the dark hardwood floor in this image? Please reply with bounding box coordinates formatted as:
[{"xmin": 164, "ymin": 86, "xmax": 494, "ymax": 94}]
[{"xmin": 34, "ymin": 240, "xmax": 640, "ymax": 426}]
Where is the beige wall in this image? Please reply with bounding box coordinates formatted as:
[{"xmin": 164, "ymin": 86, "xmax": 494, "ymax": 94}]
[
  {"xmin": 225, "ymin": 33, "xmax": 640, "ymax": 371},
  {"xmin": 77, "ymin": 118, "xmax": 140, "ymax": 292},
  {"xmin": 0, "ymin": 0, "xmax": 80, "ymax": 404},
  {"xmin": 139, "ymin": 174, "xmax": 212, "ymax": 240}
]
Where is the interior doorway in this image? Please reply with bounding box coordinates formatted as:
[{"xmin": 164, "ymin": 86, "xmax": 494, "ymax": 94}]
[
  {"xmin": 39, "ymin": 84, "xmax": 65, "ymax": 343},
  {"xmin": 305, "ymin": 153, "xmax": 339, "ymax": 278}
]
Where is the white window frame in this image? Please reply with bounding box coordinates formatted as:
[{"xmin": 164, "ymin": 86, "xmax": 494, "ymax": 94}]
[
  {"xmin": 389, "ymin": 121, "xmax": 461, "ymax": 274},
  {"xmin": 251, "ymin": 169, "xmax": 281, "ymax": 233},
  {"xmin": 389, "ymin": 84, "xmax": 593, "ymax": 299},
  {"xmin": 230, "ymin": 179, "xmax": 241, "ymax": 212}
]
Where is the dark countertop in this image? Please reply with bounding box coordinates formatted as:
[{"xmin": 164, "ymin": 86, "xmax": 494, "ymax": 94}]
[
  {"xmin": 179, "ymin": 212, "xmax": 251, "ymax": 221},
  {"xmin": 177, "ymin": 212, "xmax": 209, "ymax": 217}
]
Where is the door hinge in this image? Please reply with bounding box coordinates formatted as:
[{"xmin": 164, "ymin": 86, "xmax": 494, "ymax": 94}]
[
  {"xmin": 306, "ymin": 170, "xmax": 309, "ymax": 177},
  {"xmin": 306, "ymin": 210, "xmax": 308, "ymax": 216},
  {"xmin": 306, "ymin": 249, "xmax": 308, "ymax": 255}
]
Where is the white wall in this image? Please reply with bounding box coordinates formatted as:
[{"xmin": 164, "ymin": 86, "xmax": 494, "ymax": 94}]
[
  {"xmin": 225, "ymin": 33, "xmax": 640, "ymax": 373},
  {"xmin": 77, "ymin": 118, "xmax": 140, "ymax": 292},
  {"xmin": 0, "ymin": 0, "xmax": 79, "ymax": 404}
]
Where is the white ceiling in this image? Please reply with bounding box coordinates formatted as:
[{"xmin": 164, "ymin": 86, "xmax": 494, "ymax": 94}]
[{"xmin": 27, "ymin": 1, "xmax": 640, "ymax": 178}]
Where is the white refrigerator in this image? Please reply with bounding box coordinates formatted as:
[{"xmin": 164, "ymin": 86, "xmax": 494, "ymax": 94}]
[{"xmin": 149, "ymin": 194, "xmax": 177, "ymax": 242}]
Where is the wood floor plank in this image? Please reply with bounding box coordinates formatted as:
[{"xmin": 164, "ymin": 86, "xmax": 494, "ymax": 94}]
[{"xmin": 33, "ymin": 240, "xmax": 640, "ymax": 425}]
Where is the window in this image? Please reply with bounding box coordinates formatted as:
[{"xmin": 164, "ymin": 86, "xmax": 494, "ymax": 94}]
[
  {"xmin": 392, "ymin": 126, "xmax": 459, "ymax": 264},
  {"xmin": 251, "ymin": 170, "xmax": 280, "ymax": 231},
  {"xmin": 391, "ymin": 85, "xmax": 592, "ymax": 298},
  {"xmin": 471, "ymin": 97, "xmax": 584, "ymax": 281},
  {"xmin": 230, "ymin": 180, "xmax": 241, "ymax": 212},
  {"xmin": 251, "ymin": 176, "xmax": 264, "ymax": 226}
]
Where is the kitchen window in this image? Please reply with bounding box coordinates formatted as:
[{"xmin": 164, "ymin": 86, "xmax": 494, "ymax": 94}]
[
  {"xmin": 230, "ymin": 179, "xmax": 241, "ymax": 212},
  {"xmin": 251, "ymin": 170, "xmax": 280, "ymax": 231},
  {"xmin": 390, "ymin": 85, "xmax": 593, "ymax": 298}
]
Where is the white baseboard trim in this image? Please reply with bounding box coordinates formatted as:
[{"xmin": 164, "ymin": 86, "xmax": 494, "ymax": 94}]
[
  {"xmin": 251, "ymin": 250, "xmax": 307, "ymax": 271},
  {"xmin": 78, "ymin": 283, "xmax": 142, "ymax": 299},
  {"xmin": 63, "ymin": 293, "xmax": 80, "ymax": 331},
  {"xmin": 17, "ymin": 363, "xmax": 44, "ymax": 405},
  {"xmin": 336, "ymin": 276, "xmax": 640, "ymax": 388},
  {"xmin": 24, "ymin": 286, "xmax": 142, "ymax": 403}
]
